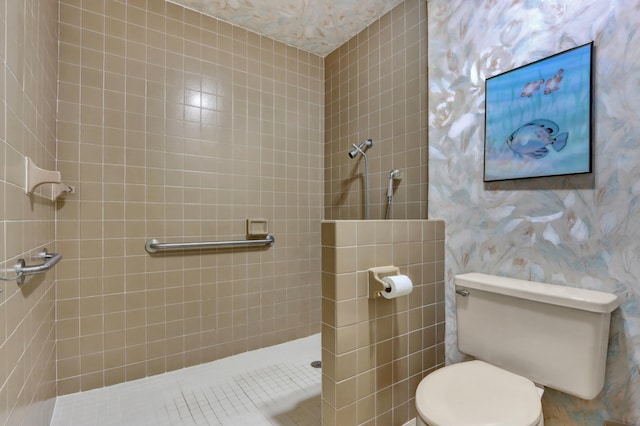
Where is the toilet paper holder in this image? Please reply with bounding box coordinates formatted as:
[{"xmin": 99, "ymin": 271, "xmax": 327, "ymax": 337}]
[{"xmin": 368, "ymin": 266, "xmax": 400, "ymax": 298}]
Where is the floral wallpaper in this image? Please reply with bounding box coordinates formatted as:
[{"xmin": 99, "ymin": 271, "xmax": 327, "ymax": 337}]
[
  {"xmin": 167, "ymin": 0, "xmax": 404, "ymax": 56},
  {"xmin": 428, "ymin": 0, "xmax": 640, "ymax": 424}
]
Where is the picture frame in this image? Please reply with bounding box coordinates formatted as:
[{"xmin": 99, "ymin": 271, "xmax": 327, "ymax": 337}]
[{"xmin": 483, "ymin": 42, "xmax": 593, "ymax": 182}]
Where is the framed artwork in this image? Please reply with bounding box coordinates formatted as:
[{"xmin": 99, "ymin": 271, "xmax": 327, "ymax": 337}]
[{"xmin": 484, "ymin": 42, "xmax": 593, "ymax": 182}]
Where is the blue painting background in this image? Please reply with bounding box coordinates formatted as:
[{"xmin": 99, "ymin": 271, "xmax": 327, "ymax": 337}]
[{"xmin": 484, "ymin": 43, "xmax": 592, "ymax": 181}]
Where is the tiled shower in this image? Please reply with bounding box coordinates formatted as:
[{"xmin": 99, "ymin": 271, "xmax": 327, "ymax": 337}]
[
  {"xmin": 0, "ymin": 0, "xmax": 430, "ymax": 425},
  {"xmin": 54, "ymin": 0, "xmax": 323, "ymax": 394}
]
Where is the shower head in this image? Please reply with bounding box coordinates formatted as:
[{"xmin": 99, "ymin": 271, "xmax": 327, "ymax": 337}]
[
  {"xmin": 385, "ymin": 168, "xmax": 402, "ymax": 220},
  {"xmin": 348, "ymin": 146, "xmax": 360, "ymax": 159},
  {"xmin": 387, "ymin": 169, "xmax": 402, "ymax": 198},
  {"xmin": 348, "ymin": 139, "xmax": 373, "ymax": 159}
]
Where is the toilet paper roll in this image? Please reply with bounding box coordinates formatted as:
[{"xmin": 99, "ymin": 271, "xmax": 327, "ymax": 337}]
[{"xmin": 381, "ymin": 275, "xmax": 413, "ymax": 299}]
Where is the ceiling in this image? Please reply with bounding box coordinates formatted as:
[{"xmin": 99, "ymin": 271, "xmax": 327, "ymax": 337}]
[{"xmin": 167, "ymin": 0, "xmax": 405, "ymax": 57}]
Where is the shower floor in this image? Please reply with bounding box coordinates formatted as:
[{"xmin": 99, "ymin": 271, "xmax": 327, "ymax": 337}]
[{"xmin": 51, "ymin": 334, "xmax": 321, "ymax": 426}]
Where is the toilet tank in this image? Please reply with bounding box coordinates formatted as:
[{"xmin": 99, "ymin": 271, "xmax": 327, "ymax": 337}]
[{"xmin": 454, "ymin": 273, "xmax": 619, "ymax": 400}]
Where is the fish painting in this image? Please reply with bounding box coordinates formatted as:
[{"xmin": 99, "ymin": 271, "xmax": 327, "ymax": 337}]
[
  {"xmin": 520, "ymin": 78, "xmax": 544, "ymax": 97},
  {"xmin": 506, "ymin": 119, "xmax": 568, "ymax": 159},
  {"xmin": 543, "ymin": 69, "xmax": 564, "ymax": 94}
]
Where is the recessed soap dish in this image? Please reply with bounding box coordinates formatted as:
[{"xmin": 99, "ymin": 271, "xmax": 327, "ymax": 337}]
[{"xmin": 246, "ymin": 218, "xmax": 269, "ymax": 239}]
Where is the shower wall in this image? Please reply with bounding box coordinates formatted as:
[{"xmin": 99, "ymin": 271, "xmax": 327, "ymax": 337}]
[
  {"xmin": 56, "ymin": 0, "xmax": 324, "ymax": 394},
  {"xmin": 0, "ymin": 0, "xmax": 59, "ymax": 424},
  {"xmin": 324, "ymin": 0, "xmax": 428, "ymax": 221}
]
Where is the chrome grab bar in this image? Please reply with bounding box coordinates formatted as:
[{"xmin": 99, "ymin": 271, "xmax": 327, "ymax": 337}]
[
  {"xmin": 0, "ymin": 248, "xmax": 63, "ymax": 285},
  {"xmin": 145, "ymin": 234, "xmax": 275, "ymax": 253}
]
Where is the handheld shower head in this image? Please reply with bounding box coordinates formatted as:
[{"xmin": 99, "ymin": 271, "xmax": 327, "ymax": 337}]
[
  {"xmin": 385, "ymin": 168, "xmax": 402, "ymax": 220},
  {"xmin": 387, "ymin": 169, "xmax": 402, "ymax": 198}
]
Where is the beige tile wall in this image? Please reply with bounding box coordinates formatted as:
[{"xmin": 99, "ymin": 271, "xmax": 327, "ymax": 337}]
[
  {"xmin": 56, "ymin": 0, "xmax": 324, "ymax": 394},
  {"xmin": 324, "ymin": 0, "xmax": 428, "ymax": 221},
  {"xmin": 0, "ymin": 0, "xmax": 59, "ymax": 424},
  {"xmin": 321, "ymin": 220, "xmax": 445, "ymax": 426}
]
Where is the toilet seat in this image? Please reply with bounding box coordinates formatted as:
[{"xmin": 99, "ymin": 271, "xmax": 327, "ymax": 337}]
[{"xmin": 415, "ymin": 360, "xmax": 543, "ymax": 426}]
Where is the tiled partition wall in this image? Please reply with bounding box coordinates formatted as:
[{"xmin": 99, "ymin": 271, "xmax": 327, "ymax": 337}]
[
  {"xmin": 324, "ymin": 0, "xmax": 428, "ymax": 221},
  {"xmin": 0, "ymin": 0, "xmax": 59, "ymax": 425},
  {"xmin": 56, "ymin": 0, "xmax": 324, "ymax": 394},
  {"xmin": 321, "ymin": 220, "xmax": 445, "ymax": 426}
]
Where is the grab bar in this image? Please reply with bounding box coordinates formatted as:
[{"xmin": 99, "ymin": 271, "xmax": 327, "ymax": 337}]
[
  {"xmin": 0, "ymin": 248, "xmax": 63, "ymax": 285},
  {"xmin": 145, "ymin": 234, "xmax": 275, "ymax": 253}
]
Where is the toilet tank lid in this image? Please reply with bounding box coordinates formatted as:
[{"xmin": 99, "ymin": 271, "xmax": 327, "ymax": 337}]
[{"xmin": 455, "ymin": 273, "xmax": 619, "ymax": 313}]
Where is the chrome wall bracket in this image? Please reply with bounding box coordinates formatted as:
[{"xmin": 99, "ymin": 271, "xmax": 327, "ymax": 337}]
[{"xmin": 0, "ymin": 248, "xmax": 63, "ymax": 285}]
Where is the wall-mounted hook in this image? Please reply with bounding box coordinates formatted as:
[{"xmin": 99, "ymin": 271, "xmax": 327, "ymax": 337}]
[
  {"xmin": 25, "ymin": 157, "xmax": 73, "ymax": 201},
  {"xmin": 25, "ymin": 157, "xmax": 60, "ymax": 195}
]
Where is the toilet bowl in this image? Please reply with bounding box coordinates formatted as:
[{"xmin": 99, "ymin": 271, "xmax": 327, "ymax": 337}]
[
  {"xmin": 415, "ymin": 360, "xmax": 544, "ymax": 426},
  {"xmin": 414, "ymin": 273, "xmax": 619, "ymax": 426}
]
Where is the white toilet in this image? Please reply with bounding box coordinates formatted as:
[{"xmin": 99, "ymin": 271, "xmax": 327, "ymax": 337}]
[{"xmin": 415, "ymin": 272, "xmax": 619, "ymax": 426}]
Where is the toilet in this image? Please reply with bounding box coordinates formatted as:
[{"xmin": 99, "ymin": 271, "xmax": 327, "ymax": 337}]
[{"xmin": 415, "ymin": 273, "xmax": 619, "ymax": 426}]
